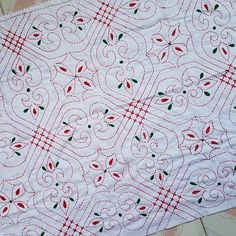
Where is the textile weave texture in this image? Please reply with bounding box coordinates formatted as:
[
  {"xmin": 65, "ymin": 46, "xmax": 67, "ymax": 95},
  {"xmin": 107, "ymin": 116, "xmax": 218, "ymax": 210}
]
[{"xmin": 0, "ymin": 0, "xmax": 236, "ymax": 235}]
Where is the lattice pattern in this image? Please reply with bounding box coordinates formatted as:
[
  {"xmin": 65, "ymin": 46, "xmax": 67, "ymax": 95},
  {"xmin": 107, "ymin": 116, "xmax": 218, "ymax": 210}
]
[
  {"xmin": 123, "ymin": 99, "xmax": 149, "ymax": 125},
  {"xmin": 153, "ymin": 187, "xmax": 181, "ymax": 213},
  {"xmin": 1, "ymin": 31, "xmax": 25, "ymax": 55},
  {"xmin": 93, "ymin": 1, "xmax": 117, "ymax": 27},
  {"xmin": 31, "ymin": 126, "xmax": 55, "ymax": 152},
  {"xmin": 59, "ymin": 218, "xmax": 84, "ymax": 236},
  {"xmin": 220, "ymin": 63, "xmax": 236, "ymax": 88}
]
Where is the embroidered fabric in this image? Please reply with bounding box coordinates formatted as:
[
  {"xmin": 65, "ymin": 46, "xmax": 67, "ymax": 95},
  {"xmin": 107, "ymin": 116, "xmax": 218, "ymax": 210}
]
[{"xmin": 0, "ymin": 0, "xmax": 236, "ymax": 235}]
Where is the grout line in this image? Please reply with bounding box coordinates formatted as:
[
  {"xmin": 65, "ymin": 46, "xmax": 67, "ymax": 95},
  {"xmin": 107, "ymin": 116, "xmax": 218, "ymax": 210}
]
[{"xmin": 200, "ymin": 218, "xmax": 208, "ymax": 236}]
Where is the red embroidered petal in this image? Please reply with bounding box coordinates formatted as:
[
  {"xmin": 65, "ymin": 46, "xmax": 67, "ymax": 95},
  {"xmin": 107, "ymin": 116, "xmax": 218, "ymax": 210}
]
[
  {"xmin": 10, "ymin": 142, "xmax": 27, "ymax": 150},
  {"xmin": 182, "ymin": 130, "xmax": 199, "ymax": 141},
  {"xmin": 190, "ymin": 141, "xmax": 203, "ymax": 155},
  {"xmin": 110, "ymin": 171, "xmax": 123, "ymax": 181},
  {"xmin": 168, "ymin": 24, "xmax": 180, "ymax": 42},
  {"xmin": 71, "ymin": 16, "xmax": 90, "ymax": 25},
  {"xmin": 15, "ymin": 201, "xmax": 28, "ymax": 210},
  {"xmin": 55, "ymin": 63, "xmax": 72, "ymax": 76},
  {"xmin": 90, "ymin": 218, "xmax": 102, "ymax": 227},
  {"xmin": 155, "ymin": 95, "xmax": 172, "ymax": 105},
  {"xmin": 28, "ymin": 31, "xmax": 42, "ymax": 40},
  {"xmin": 0, "ymin": 193, "xmax": 9, "ymax": 202},
  {"xmin": 219, "ymin": 43, "xmax": 230, "ymax": 61},
  {"xmin": 153, "ymin": 33, "xmax": 167, "ymax": 46},
  {"xmin": 106, "ymin": 155, "xmax": 116, "ymax": 169},
  {"xmin": 90, "ymin": 161, "xmax": 102, "ymax": 170},
  {"xmin": 123, "ymin": 79, "xmax": 133, "ymax": 94},
  {"xmin": 30, "ymin": 104, "xmax": 39, "ymax": 120},
  {"xmin": 95, "ymin": 174, "xmax": 105, "ymax": 186},
  {"xmin": 76, "ymin": 61, "xmax": 87, "ymax": 75},
  {"xmin": 158, "ymin": 46, "xmax": 169, "ymax": 63},
  {"xmin": 47, "ymin": 156, "xmax": 55, "ymax": 172},
  {"xmin": 203, "ymin": 121, "xmax": 214, "ymax": 137},
  {"xmin": 1, "ymin": 204, "xmax": 10, "ymax": 216},
  {"xmin": 13, "ymin": 184, "xmax": 25, "ymax": 199},
  {"xmin": 79, "ymin": 77, "xmax": 94, "ymax": 90},
  {"xmin": 172, "ymin": 43, "xmax": 187, "ymax": 56}
]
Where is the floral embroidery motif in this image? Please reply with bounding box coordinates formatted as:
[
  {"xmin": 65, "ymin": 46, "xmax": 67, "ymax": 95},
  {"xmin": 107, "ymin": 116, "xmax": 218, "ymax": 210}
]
[
  {"xmin": 152, "ymin": 22, "xmax": 189, "ymax": 64},
  {"xmin": 181, "ymin": 119, "xmax": 224, "ymax": 158},
  {"xmin": 0, "ymin": 183, "xmax": 29, "ymax": 217},
  {"xmin": 89, "ymin": 154, "xmax": 123, "ymax": 187}
]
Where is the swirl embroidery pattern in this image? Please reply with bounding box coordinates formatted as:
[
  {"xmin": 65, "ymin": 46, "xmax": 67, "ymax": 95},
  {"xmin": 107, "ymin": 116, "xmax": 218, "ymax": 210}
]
[{"xmin": 0, "ymin": 0, "xmax": 236, "ymax": 235}]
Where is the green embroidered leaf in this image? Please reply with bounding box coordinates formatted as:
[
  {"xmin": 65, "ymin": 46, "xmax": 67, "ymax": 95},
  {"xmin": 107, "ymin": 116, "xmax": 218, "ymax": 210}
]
[
  {"xmin": 168, "ymin": 103, "xmax": 172, "ymax": 110},
  {"xmin": 94, "ymin": 213, "xmax": 100, "ymax": 216},
  {"xmin": 69, "ymin": 197, "xmax": 74, "ymax": 201},
  {"xmin": 118, "ymin": 83, "xmax": 122, "ymax": 89},
  {"xmin": 40, "ymin": 232, "xmax": 45, "ymax": 236},
  {"xmin": 136, "ymin": 198, "xmax": 141, "ymax": 204},
  {"xmin": 150, "ymin": 175, "xmax": 154, "ymax": 180},
  {"xmin": 53, "ymin": 203, "xmax": 58, "ymax": 209},
  {"xmin": 134, "ymin": 9, "xmax": 138, "ymax": 14},
  {"xmin": 63, "ymin": 121, "xmax": 68, "ymax": 125},
  {"xmin": 39, "ymin": 106, "xmax": 44, "ymax": 110},
  {"xmin": 163, "ymin": 171, "xmax": 168, "ymax": 176},
  {"xmin": 213, "ymin": 48, "xmax": 217, "ymax": 54},
  {"xmin": 68, "ymin": 136, "xmax": 73, "ymax": 141},
  {"xmin": 105, "ymin": 109, "xmax": 109, "ymax": 114},
  {"xmin": 118, "ymin": 33, "xmax": 123, "ymax": 40},
  {"xmin": 141, "ymin": 213, "xmax": 147, "ymax": 217},
  {"xmin": 32, "ymin": 26, "xmax": 38, "ymax": 30},
  {"xmin": 99, "ymin": 226, "xmax": 103, "ymax": 233},
  {"xmin": 158, "ymin": 92, "xmax": 164, "ymax": 95},
  {"xmin": 149, "ymin": 132, "xmax": 154, "ymax": 138},
  {"xmin": 38, "ymin": 40, "xmax": 41, "ymax": 46},
  {"xmin": 12, "ymin": 69, "xmax": 16, "ymax": 75},
  {"xmin": 74, "ymin": 11, "xmax": 78, "ymax": 16},
  {"xmin": 200, "ymin": 72, "xmax": 204, "ymax": 79},
  {"xmin": 108, "ymin": 124, "xmax": 115, "ymax": 127},
  {"xmin": 42, "ymin": 166, "xmax": 46, "ymax": 171},
  {"xmin": 198, "ymin": 197, "xmax": 202, "ymax": 204},
  {"xmin": 204, "ymin": 91, "xmax": 210, "ymax": 96},
  {"xmin": 23, "ymin": 108, "xmax": 29, "ymax": 113},
  {"xmin": 15, "ymin": 152, "xmax": 21, "ymax": 156},
  {"xmin": 135, "ymin": 136, "xmax": 140, "ymax": 141},
  {"xmin": 196, "ymin": 9, "xmax": 202, "ymax": 13},
  {"xmin": 56, "ymin": 161, "xmax": 59, "ymax": 167},
  {"xmin": 26, "ymin": 65, "xmax": 30, "ymax": 72},
  {"xmin": 78, "ymin": 26, "xmax": 82, "ymax": 31},
  {"xmin": 190, "ymin": 182, "xmax": 197, "ymax": 186},
  {"xmin": 103, "ymin": 39, "xmax": 108, "ymax": 45},
  {"xmin": 11, "ymin": 137, "xmax": 16, "ymax": 143},
  {"xmin": 132, "ymin": 79, "xmax": 138, "ymax": 83},
  {"xmin": 214, "ymin": 4, "xmax": 219, "ymax": 10},
  {"xmin": 229, "ymin": 44, "xmax": 235, "ymax": 47}
]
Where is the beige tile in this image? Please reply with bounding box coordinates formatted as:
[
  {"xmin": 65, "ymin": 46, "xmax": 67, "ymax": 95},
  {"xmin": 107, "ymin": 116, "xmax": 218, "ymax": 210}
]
[
  {"xmin": 150, "ymin": 219, "xmax": 206, "ymax": 236},
  {"xmin": 0, "ymin": 0, "xmax": 47, "ymax": 15},
  {"xmin": 202, "ymin": 208, "xmax": 236, "ymax": 236}
]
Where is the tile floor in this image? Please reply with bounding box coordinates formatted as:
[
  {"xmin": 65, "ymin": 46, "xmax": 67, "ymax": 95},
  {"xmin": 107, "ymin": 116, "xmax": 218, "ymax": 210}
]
[{"xmin": 0, "ymin": 0, "xmax": 236, "ymax": 235}]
